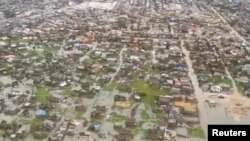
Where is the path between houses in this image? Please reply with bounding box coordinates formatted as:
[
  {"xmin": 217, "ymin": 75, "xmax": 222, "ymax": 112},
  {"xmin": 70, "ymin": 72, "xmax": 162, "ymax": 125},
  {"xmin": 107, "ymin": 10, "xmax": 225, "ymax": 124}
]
[
  {"xmin": 180, "ymin": 40, "xmax": 208, "ymax": 139},
  {"xmin": 58, "ymin": 39, "xmax": 66, "ymax": 57},
  {"xmin": 109, "ymin": 46, "xmax": 126, "ymax": 84},
  {"xmin": 152, "ymin": 45, "xmax": 156, "ymax": 63},
  {"xmin": 79, "ymin": 43, "xmax": 97, "ymax": 63}
]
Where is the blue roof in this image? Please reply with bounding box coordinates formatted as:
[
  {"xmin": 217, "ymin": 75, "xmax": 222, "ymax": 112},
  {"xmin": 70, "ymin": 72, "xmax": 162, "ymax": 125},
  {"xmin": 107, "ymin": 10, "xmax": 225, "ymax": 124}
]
[
  {"xmin": 171, "ymin": 16, "xmax": 176, "ymax": 21},
  {"xmin": 37, "ymin": 109, "xmax": 47, "ymax": 116},
  {"xmin": 176, "ymin": 64, "xmax": 187, "ymax": 68},
  {"xmin": 74, "ymin": 43, "xmax": 80, "ymax": 48},
  {"xmin": 94, "ymin": 124, "xmax": 101, "ymax": 130}
]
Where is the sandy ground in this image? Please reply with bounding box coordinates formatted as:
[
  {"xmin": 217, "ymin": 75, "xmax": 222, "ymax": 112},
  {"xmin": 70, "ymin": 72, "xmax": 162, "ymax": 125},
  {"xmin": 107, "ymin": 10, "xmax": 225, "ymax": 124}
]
[{"xmin": 223, "ymin": 93, "xmax": 250, "ymax": 122}]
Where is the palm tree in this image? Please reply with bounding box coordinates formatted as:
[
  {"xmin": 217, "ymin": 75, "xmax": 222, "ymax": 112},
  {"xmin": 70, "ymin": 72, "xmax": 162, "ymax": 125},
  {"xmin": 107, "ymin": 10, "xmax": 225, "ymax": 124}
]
[{"xmin": 0, "ymin": 120, "xmax": 7, "ymax": 130}]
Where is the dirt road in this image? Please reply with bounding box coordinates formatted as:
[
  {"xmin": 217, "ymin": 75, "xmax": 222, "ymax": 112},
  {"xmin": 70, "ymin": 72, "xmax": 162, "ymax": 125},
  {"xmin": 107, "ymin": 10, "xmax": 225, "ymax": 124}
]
[
  {"xmin": 181, "ymin": 40, "xmax": 208, "ymax": 139},
  {"xmin": 109, "ymin": 46, "xmax": 126, "ymax": 84}
]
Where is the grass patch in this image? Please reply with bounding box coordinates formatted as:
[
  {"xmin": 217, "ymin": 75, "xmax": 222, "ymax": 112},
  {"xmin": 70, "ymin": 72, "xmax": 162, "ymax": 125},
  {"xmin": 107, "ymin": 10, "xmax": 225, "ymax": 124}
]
[
  {"xmin": 85, "ymin": 58, "xmax": 96, "ymax": 64},
  {"xmin": 11, "ymin": 38, "xmax": 31, "ymax": 44},
  {"xmin": 141, "ymin": 110, "xmax": 150, "ymax": 120},
  {"xmin": 188, "ymin": 126, "xmax": 205, "ymax": 138},
  {"xmin": 104, "ymin": 82, "xmax": 117, "ymax": 91},
  {"xmin": 75, "ymin": 111, "xmax": 84, "ymax": 119},
  {"xmin": 208, "ymin": 76, "xmax": 232, "ymax": 87},
  {"xmin": 236, "ymin": 82, "xmax": 246, "ymax": 94},
  {"xmin": 21, "ymin": 118, "xmax": 43, "ymax": 126},
  {"xmin": 0, "ymin": 61, "xmax": 8, "ymax": 68},
  {"xmin": 91, "ymin": 117, "xmax": 103, "ymax": 124},
  {"xmin": 21, "ymin": 118, "xmax": 43, "ymax": 133},
  {"xmin": 132, "ymin": 78, "xmax": 171, "ymax": 105},
  {"xmin": 111, "ymin": 113, "xmax": 126, "ymax": 123},
  {"xmin": 43, "ymin": 46, "xmax": 58, "ymax": 53},
  {"xmin": 90, "ymin": 113, "xmax": 104, "ymax": 123},
  {"xmin": 36, "ymin": 87, "xmax": 51, "ymax": 103},
  {"xmin": 62, "ymin": 89, "xmax": 76, "ymax": 97},
  {"xmin": 131, "ymin": 127, "xmax": 141, "ymax": 137},
  {"xmin": 155, "ymin": 112, "xmax": 165, "ymax": 120},
  {"xmin": 145, "ymin": 63, "xmax": 155, "ymax": 74},
  {"xmin": 25, "ymin": 50, "xmax": 40, "ymax": 58}
]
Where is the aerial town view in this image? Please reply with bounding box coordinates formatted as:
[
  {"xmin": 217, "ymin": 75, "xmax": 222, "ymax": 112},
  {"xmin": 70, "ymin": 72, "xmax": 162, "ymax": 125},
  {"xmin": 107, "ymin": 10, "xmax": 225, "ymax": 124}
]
[{"xmin": 0, "ymin": 0, "xmax": 249, "ymax": 141}]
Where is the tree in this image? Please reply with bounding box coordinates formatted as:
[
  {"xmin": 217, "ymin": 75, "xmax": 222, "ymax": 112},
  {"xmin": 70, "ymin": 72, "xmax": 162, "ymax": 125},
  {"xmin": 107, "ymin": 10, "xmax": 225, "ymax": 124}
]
[
  {"xmin": 0, "ymin": 120, "xmax": 7, "ymax": 130},
  {"xmin": 108, "ymin": 34, "xmax": 121, "ymax": 42},
  {"xmin": 117, "ymin": 18, "xmax": 127, "ymax": 29},
  {"xmin": 3, "ymin": 10, "xmax": 16, "ymax": 19}
]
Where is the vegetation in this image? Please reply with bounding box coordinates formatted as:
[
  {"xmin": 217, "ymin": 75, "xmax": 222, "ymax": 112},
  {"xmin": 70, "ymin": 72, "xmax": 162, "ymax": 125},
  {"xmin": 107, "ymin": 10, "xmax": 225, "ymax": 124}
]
[
  {"xmin": 188, "ymin": 126, "xmax": 206, "ymax": 138},
  {"xmin": 26, "ymin": 50, "xmax": 40, "ymax": 58},
  {"xmin": 131, "ymin": 127, "xmax": 141, "ymax": 137},
  {"xmin": 21, "ymin": 119, "xmax": 43, "ymax": 133},
  {"xmin": 108, "ymin": 35, "xmax": 121, "ymax": 42},
  {"xmin": 145, "ymin": 63, "xmax": 156, "ymax": 74},
  {"xmin": 236, "ymin": 82, "xmax": 246, "ymax": 94},
  {"xmin": 75, "ymin": 111, "xmax": 84, "ymax": 119},
  {"xmin": 111, "ymin": 113, "xmax": 126, "ymax": 123},
  {"xmin": 208, "ymin": 76, "xmax": 232, "ymax": 87},
  {"xmin": 141, "ymin": 110, "xmax": 150, "ymax": 121},
  {"xmin": 85, "ymin": 58, "xmax": 95, "ymax": 65},
  {"xmin": 11, "ymin": 38, "xmax": 31, "ymax": 44},
  {"xmin": 155, "ymin": 112, "xmax": 165, "ymax": 120},
  {"xmin": 43, "ymin": 46, "xmax": 58, "ymax": 54},
  {"xmin": 62, "ymin": 89, "xmax": 76, "ymax": 97},
  {"xmin": 132, "ymin": 78, "xmax": 171, "ymax": 104},
  {"xmin": 21, "ymin": 118, "xmax": 43, "ymax": 127},
  {"xmin": 35, "ymin": 87, "xmax": 51, "ymax": 103},
  {"xmin": 104, "ymin": 82, "xmax": 117, "ymax": 91},
  {"xmin": 33, "ymin": 132, "xmax": 48, "ymax": 139},
  {"xmin": 91, "ymin": 117, "xmax": 103, "ymax": 124},
  {"xmin": 117, "ymin": 18, "xmax": 127, "ymax": 28},
  {"xmin": 3, "ymin": 10, "xmax": 16, "ymax": 18}
]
